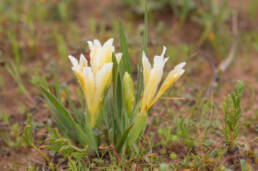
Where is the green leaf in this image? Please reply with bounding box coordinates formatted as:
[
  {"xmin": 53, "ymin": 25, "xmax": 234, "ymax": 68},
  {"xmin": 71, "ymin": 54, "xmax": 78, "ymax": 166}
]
[
  {"xmin": 63, "ymin": 87, "xmax": 84, "ymax": 126},
  {"xmin": 41, "ymin": 87, "xmax": 77, "ymax": 137},
  {"xmin": 112, "ymin": 55, "xmax": 124, "ymax": 141},
  {"xmin": 53, "ymin": 70, "xmax": 61, "ymax": 101},
  {"xmin": 115, "ymin": 124, "xmax": 134, "ymax": 153},
  {"xmin": 23, "ymin": 125, "xmax": 33, "ymax": 146},
  {"xmin": 135, "ymin": 63, "xmax": 144, "ymax": 104},
  {"xmin": 142, "ymin": 0, "xmax": 148, "ymax": 53},
  {"xmin": 119, "ymin": 21, "xmax": 132, "ymax": 76},
  {"xmin": 41, "ymin": 86, "xmax": 98, "ymax": 154},
  {"xmin": 128, "ymin": 113, "xmax": 147, "ymax": 149}
]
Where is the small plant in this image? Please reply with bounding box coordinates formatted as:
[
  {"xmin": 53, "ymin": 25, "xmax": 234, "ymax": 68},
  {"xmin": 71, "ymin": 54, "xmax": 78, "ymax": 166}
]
[
  {"xmin": 39, "ymin": 19, "xmax": 186, "ymax": 162},
  {"xmin": 6, "ymin": 62, "xmax": 27, "ymax": 95},
  {"xmin": 23, "ymin": 114, "xmax": 54, "ymax": 168},
  {"xmin": 158, "ymin": 125, "xmax": 179, "ymax": 147},
  {"xmin": 0, "ymin": 111, "xmax": 25, "ymax": 149},
  {"xmin": 222, "ymin": 80, "xmax": 244, "ymax": 150}
]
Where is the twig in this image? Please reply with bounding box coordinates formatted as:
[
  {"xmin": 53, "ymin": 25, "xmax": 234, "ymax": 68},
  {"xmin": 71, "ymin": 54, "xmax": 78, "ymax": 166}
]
[
  {"xmin": 204, "ymin": 12, "xmax": 239, "ymax": 98},
  {"xmin": 218, "ymin": 11, "xmax": 239, "ymax": 72}
]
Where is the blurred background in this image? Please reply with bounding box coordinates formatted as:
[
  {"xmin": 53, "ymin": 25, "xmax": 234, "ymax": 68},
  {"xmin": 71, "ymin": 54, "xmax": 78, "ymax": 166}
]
[{"xmin": 0, "ymin": 0, "xmax": 257, "ymax": 169}]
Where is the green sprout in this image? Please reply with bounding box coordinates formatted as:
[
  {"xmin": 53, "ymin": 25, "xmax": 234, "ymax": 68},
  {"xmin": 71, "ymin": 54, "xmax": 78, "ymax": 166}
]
[{"xmin": 222, "ymin": 80, "xmax": 244, "ymax": 150}]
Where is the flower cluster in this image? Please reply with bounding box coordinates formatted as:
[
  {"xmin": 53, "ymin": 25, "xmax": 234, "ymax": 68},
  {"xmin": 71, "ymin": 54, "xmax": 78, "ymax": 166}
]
[{"xmin": 68, "ymin": 38, "xmax": 186, "ymax": 128}]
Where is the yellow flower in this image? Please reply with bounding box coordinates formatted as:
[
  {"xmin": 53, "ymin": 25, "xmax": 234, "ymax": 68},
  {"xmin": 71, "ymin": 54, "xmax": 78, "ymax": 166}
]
[
  {"xmin": 141, "ymin": 46, "xmax": 186, "ymax": 113},
  {"xmin": 69, "ymin": 38, "xmax": 121, "ymax": 127},
  {"xmin": 83, "ymin": 63, "xmax": 113, "ymax": 127}
]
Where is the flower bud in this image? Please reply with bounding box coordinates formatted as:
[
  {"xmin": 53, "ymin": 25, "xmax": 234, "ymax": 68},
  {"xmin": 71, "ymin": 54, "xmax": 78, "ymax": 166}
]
[{"xmin": 123, "ymin": 72, "xmax": 135, "ymax": 115}]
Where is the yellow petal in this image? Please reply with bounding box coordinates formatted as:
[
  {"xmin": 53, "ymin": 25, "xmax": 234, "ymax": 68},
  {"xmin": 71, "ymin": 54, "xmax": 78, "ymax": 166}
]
[
  {"xmin": 141, "ymin": 57, "xmax": 164, "ymax": 112},
  {"xmin": 99, "ymin": 38, "xmax": 114, "ymax": 68},
  {"xmin": 92, "ymin": 63, "xmax": 113, "ymax": 127},
  {"xmin": 74, "ymin": 72, "xmax": 85, "ymax": 92},
  {"xmin": 83, "ymin": 67, "xmax": 96, "ymax": 124},
  {"xmin": 95, "ymin": 63, "xmax": 113, "ymax": 99},
  {"xmin": 142, "ymin": 52, "xmax": 151, "ymax": 88},
  {"xmin": 88, "ymin": 39, "xmax": 101, "ymax": 74},
  {"xmin": 150, "ymin": 62, "xmax": 186, "ymax": 107},
  {"xmin": 143, "ymin": 66, "xmax": 163, "ymax": 110}
]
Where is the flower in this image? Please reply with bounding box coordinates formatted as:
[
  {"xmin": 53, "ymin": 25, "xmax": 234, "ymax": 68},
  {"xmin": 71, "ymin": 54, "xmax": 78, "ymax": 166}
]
[
  {"xmin": 87, "ymin": 38, "xmax": 122, "ymax": 74},
  {"xmin": 69, "ymin": 38, "xmax": 121, "ymax": 127},
  {"xmin": 141, "ymin": 46, "xmax": 186, "ymax": 113}
]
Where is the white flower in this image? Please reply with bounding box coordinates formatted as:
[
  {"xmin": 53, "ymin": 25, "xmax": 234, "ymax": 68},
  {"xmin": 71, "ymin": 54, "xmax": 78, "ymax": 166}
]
[
  {"xmin": 87, "ymin": 38, "xmax": 121, "ymax": 74},
  {"xmin": 69, "ymin": 38, "xmax": 121, "ymax": 127},
  {"xmin": 141, "ymin": 46, "xmax": 186, "ymax": 113}
]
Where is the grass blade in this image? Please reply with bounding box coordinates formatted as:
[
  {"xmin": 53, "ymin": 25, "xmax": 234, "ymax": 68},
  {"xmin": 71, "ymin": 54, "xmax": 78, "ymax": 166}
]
[
  {"xmin": 63, "ymin": 87, "xmax": 84, "ymax": 126},
  {"xmin": 115, "ymin": 124, "xmax": 134, "ymax": 153},
  {"xmin": 41, "ymin": 86, "xmax": 98, "ymax": 154},
  {"xmin": 112, "ymin": 55, "xmax": 124, "ymax": 141},
  {"xmin": 142, "ymin": 0, "xmax": 148, "ymax": 53},
  {"xmin": 53, "ymin": 70, "xmax": 61, "ymax": 101},
  {"xmin": 128, "ymin": 113, "xmax": 147, "ymax": 150},
  {"xmin": 119, "ymin": 21, "xmax": 132, "ymax": 76}
]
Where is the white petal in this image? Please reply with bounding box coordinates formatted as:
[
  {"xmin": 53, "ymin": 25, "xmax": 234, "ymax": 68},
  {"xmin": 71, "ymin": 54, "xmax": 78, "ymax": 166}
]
[
  {"xmin": 93, "ymin": 39, "xmax": 101, "ymax": 47},
  {"xmin": 95, "ymin": 63, "xmax": 113, "ymax": 95},
  {"xmin": 83, "ymin": 67, "xmax": 94, "ymax": 80},
  {"xmin": 153, "ymin": 56, "xmax": 165, "ymax": 68},
  {"xmin": 68, "ymin": 55, "xmax": 78, "ymax": 66},
  {"xmin": 177, "ymin": 69, "xmax": 185, "ymax": 76},
  {"xmin": 79, "ymin": 54, "xmax": 88, "ymax": 66},
  {"xmin": 99, "ymin": 38, "xmax": 114, "ymax": 66},
  {"xmin": 143, "ymin": 64, "xmax": 163, "ymax": 108},
  {"xmin": 142, "ymin": 52, "xmax": 151, "ymax": 69},
  {"xmin": 167, "ymin": 62, "xmax": 186, "ymax": 78},
  {"xmin": 161, "ymin": 46, "xmax": 167, "ymax": 57},
  {"xmin": 115, "ymin": 53, "xmax": 122, "ymax": 64},
  {"xmin": 83, "ymin": 67, "xmax": 95, "ymax": 94},
  {"xmin": 103, "ymin": 38, "xmax": 114, "ymax": 48},
  {"xmin": 142, "ymin": 51, "xmax": 152, "ymax": 86},
  {"xmin": 174, "ymin": 62, "xmax": 186, "ymax": 70},
  {"xmin": 87, "ymin": 41, "xmax": 93, "ymax": 50}
]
